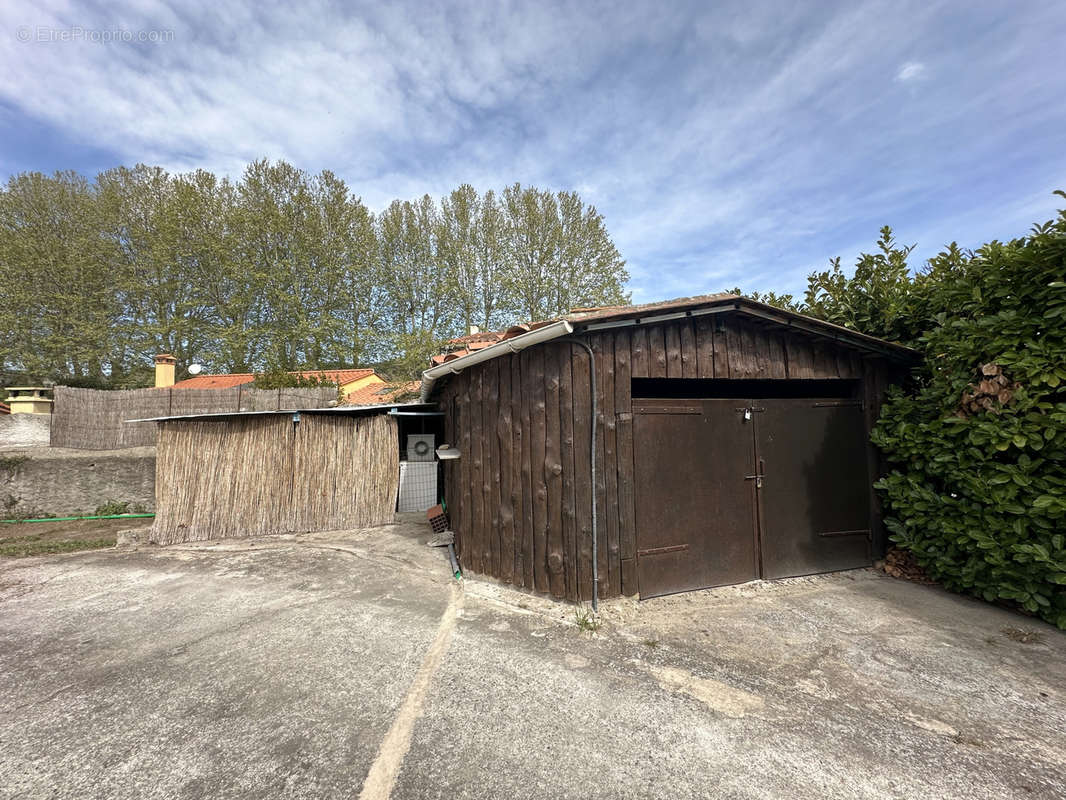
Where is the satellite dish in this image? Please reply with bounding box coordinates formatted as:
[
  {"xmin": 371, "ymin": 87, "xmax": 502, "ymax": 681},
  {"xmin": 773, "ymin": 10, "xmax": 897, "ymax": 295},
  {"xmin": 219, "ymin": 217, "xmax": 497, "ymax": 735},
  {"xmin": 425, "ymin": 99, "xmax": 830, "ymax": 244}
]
[{"xmin": 188, "ymin": 363, "xmax": 203, "ymax": 375}]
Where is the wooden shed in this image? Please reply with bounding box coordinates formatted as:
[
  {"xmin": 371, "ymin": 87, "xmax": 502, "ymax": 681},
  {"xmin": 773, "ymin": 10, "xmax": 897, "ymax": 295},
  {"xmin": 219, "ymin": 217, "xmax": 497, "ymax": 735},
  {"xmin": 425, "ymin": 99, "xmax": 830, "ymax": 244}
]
[{"xmin": 423, "ymin": 294, "xmax": 917, "ymax": 602}]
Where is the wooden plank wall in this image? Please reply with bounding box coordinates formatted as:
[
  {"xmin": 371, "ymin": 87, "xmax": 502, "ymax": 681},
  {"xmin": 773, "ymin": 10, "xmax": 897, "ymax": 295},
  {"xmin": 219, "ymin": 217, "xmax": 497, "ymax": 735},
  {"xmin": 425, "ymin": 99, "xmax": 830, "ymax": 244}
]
[{"xmin": 441, "ymin": 313, "xmax": 890, "ymax": 601}]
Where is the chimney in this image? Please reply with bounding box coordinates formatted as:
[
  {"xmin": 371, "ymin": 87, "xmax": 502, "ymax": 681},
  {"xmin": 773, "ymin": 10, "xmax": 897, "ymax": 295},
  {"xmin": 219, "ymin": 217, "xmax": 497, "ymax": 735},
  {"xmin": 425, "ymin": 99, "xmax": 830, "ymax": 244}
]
[
  {"xmin": 469, "ymin": 324, "xmax": 481, "ymax": 335},
  {"xmin": 154, "ymin": 354, "xmax": 177, "ymax": 388}
]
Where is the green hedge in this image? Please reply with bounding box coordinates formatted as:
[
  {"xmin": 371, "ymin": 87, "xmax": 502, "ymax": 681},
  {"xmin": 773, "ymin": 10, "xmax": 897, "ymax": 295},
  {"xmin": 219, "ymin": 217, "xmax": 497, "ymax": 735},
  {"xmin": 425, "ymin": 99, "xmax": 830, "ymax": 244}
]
[{"xmin": 871, "ymin": 206, "xmax": 1066, "ymax": 628}]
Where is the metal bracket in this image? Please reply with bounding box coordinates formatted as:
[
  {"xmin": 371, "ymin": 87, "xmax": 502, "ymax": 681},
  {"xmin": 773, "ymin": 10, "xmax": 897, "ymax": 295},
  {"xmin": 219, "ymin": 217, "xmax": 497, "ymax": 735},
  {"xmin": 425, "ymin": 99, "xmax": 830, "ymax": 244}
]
[
  {"xmin": 634, "ymin": 405, "xmax": 700, "ymax": 414},
  {"xmin": 817, "ymin": 529, "xmax": 871, "ymax": 539},
  {"xmin": 637, "ymin": 544, "xmax": 690, "ymax": 557}
]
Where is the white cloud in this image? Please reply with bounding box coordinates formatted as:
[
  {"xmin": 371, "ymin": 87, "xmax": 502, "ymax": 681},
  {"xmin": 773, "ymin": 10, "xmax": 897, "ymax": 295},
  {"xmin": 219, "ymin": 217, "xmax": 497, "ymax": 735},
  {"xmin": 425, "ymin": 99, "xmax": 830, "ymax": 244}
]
[
  {"xmin": 1, "ymin": 0, "xmax": 1064, "ymax": 301},
  {"xmin": 896, "ymin": 61, "xmax": 927, "ymax": 82}
]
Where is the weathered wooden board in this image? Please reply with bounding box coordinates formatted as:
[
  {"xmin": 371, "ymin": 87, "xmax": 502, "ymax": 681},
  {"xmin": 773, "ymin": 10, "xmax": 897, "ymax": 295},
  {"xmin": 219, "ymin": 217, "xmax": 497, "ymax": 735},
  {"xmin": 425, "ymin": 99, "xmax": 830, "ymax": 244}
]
[
  {"xmin": 572, "ymin": 343, "xmax": 594, "ymax": 601},
  {"xmin": 530, "ymin": 347, "xmax": 550, "ymax": 593},
  {"xmin": 665, "ymin": 324, "xmax": 683, "ymax": 379},
  {"xmin": 558, "ymin": 345, "xmax": 579, "ymax": 599},
  {"xmin": 512, "ymin": 353, "xmax": 527, "ymax": 586},
  {"xmin": 592, "ymin": 334, "xmax": 611, "ymax": 598},
  {"xmin": 497, "ymin": 358, "xmax": 515, "ymax": 584},
  {"xmin": 597, "ymin": 333, "xmax": 621, "ymax": 597},
  {"xmin": 648, "ymin": 325, "xmax": 667, "ymax": 379},
  {"xmin": 545, "ymin": 350, "xmax": 566, "ymax": 597},
  {"xmin": 680, "ymin": 319, "xmax": 697, "ymax": 378},
  {"xmin": 631, "ymin": 326, "xmax": 649, "ymax": 379},
  {"xmin": 485, "ymin": 359, "xmax": 501, "ymax": 576},
  {"xmin": 519, "ymin": 349, "xmax": 534, "ymax": 588},
  {"xmin": 614, "ymin": 328, "xmax": 638, "ymax": 596}
]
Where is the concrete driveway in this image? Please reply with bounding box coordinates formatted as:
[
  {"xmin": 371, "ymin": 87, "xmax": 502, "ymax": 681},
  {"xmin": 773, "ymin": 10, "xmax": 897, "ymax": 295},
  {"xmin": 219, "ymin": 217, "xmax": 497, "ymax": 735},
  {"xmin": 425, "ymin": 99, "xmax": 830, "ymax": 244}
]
[{"xmin": 1, "ymin": 519, "xmax": 1063, "ymax": 800}]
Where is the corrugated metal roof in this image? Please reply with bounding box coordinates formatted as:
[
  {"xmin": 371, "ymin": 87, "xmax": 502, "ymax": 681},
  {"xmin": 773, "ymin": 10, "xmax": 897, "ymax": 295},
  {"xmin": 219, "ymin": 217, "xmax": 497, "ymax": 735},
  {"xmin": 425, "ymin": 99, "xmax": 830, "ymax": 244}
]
[{"xmin": 124, "ymin": 401, "xmax": 434, "ymax": 424}]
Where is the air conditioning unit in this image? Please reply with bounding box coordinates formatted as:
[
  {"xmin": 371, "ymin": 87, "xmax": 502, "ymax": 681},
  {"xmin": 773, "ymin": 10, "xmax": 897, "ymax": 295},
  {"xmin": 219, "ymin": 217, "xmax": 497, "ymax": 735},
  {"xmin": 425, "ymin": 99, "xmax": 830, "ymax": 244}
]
[{"xmin": 407, "ymin": 434, "xmax": 435, "ymax": 462}]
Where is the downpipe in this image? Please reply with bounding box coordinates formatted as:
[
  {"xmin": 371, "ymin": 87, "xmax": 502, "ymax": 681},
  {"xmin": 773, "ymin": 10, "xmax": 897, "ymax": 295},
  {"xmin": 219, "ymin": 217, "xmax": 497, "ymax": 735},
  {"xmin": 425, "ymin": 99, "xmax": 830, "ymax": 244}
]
[{"xmin": 447, "ymin": 542, "xmax": 462, "ymax": 580}]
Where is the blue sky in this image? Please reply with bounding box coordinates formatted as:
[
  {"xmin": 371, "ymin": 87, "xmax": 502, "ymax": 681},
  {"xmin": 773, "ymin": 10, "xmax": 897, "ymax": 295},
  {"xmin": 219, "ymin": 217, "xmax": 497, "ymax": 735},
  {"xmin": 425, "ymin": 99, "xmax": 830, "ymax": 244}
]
[{"xmin": 2, "ymin": 0, "xmax": 1064, "ymax": 301}]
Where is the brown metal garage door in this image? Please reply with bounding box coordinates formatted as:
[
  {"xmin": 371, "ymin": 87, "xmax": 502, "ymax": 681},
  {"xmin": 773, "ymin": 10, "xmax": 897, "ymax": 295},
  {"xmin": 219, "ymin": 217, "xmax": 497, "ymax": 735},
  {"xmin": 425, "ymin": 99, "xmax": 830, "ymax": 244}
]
[
  {"xmin": 757, "ymin": 399, "xmax": 871, "ymax": 579},
  {"xmin": 633, "ymin": 396, "xmax": 870, "ymax": 598},
  {"xmin": 634, "ymin": 399, "xmax": 758, "ymax": 598}
]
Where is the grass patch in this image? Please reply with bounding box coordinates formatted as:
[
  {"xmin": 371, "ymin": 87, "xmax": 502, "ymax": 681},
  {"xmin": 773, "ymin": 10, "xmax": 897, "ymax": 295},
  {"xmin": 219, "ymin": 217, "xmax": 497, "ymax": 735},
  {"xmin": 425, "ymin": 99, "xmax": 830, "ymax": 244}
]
[
  {"xmin": 1, "ymin": 497, "xmax": 54, "ymax": 522},
  {"xmin": 93, "ymin": 500, "xmax": 148, "ymax": 516},
  {"xmin": 0, "ymin": 534, "xmax": 115, "ymax": 558},
  {"xmin": 641, "ymin": 638, "xmax": 660, "ymax": 649},
  {"xmin": 0, "ymin": 455, "xmax": 28, "ymax": 473},
  {"xmin": 574, "ymin": 607, "xmax": 601, "ymax": 634}
]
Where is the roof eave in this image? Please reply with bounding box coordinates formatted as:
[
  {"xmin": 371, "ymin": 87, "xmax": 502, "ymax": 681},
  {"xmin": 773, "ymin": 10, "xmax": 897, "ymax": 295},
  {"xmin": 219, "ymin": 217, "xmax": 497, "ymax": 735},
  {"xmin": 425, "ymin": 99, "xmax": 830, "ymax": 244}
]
[
  {"xmin": 419, "ymin": 297, "xmax": 918, "ymax": 401},
  {"xmin": 420, "ymin": 320, "xmax": 575, "ymax": 402},
  {"xmin": 567, "ymin": 297, "xmax": 917, "ymax": 361}
]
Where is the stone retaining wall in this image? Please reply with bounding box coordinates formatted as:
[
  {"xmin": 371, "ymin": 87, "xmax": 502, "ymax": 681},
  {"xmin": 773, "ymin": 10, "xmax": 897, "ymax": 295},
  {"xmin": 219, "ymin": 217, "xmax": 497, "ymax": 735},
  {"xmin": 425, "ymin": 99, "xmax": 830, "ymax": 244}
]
[{"xmin": 1, "ymin": 446, "xmax": 155, "ymax": 517}]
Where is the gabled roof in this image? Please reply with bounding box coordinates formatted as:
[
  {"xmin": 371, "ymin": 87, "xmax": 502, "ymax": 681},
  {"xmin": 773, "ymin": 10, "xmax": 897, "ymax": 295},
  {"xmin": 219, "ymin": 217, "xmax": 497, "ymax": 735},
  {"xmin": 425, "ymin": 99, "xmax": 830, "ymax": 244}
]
[
  {"xmin": 563, "ymin": 292, "xmax": 739, "ymax": 322},
  {"xmin": 173, "ymin": 369, "xmax": 376, "ymax": 389},
  {"xmin": 561, "ymin": 293, "xmax": 917, "ymax": 357},
  {"xmin": 421, "ymin": 293, "xmax": 918, "ymax": 401}
]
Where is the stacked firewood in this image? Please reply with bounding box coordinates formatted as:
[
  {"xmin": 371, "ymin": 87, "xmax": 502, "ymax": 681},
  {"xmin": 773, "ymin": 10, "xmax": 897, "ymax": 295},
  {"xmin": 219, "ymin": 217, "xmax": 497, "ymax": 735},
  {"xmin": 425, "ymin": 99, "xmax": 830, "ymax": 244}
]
[
  {"xmin": 957, "ymin": 363, "xmax": 1018, "ymax": 417},
  {"xmin": 879, "ymin": 547, "xmax": 933, "ymax": 583}
]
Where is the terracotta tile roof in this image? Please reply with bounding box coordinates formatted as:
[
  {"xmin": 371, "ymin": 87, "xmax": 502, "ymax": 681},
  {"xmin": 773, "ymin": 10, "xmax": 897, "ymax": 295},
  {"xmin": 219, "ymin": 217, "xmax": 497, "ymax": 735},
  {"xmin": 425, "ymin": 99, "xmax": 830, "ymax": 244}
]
[
  {"xmin": 562, "ymin": 293, "xmax": 740, "ymax": 323},
  {"xmin": 0, "ymin": 401, "xmax": 9, "ymax": 414},
  {"xmin": 427, "ymin": 299, "xmax": 743, "ymax": 367},
  {"xmin": 172, "ymin": 373, "xmax": 256, "ymax": 389},
  {"xmin": 173, "ymin": 369, "xmax": 376, "ymax": 389},
  {"xmin": 344, "ymin": 381, "xmax": 421, "ymax": 407},
  {"xmin": 446, "ymin": 330, "xmax": 506, "ymax": 346}
]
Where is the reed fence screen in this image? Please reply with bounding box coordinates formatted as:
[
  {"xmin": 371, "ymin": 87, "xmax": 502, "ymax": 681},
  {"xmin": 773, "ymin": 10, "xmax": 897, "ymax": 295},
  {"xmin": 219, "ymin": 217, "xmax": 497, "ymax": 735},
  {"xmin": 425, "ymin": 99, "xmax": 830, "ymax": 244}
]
[
  {"xmin": 50, "ymin": 386, "xmax": 336, "ymax": 450},
  {"xmin": 150, "ymin": 413, "xmax": 398, "ymax": 544}
]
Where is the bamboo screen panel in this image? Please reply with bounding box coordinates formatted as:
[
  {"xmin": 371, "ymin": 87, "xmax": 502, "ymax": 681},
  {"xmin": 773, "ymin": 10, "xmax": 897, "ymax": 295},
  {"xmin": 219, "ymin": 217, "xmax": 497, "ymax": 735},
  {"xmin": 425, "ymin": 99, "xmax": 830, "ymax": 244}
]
[
  {"xmin": 50, "ymin": 386, "xmax": 336, "ymax": 450},
  {"xmin": 151, "ymin": 412, "xmax": 398, "ymax": 544},
  {"xmin": 151, "ymin": 416, "xmax": 294, "ymax": 544},
  {"xmin": 291, "ymin": 414, "xmax": 399, "ymax": 532},
  {"xmin": 50, "ymin": 387, "xmax": 168, "ymax": 449}
]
